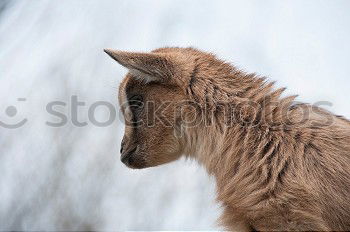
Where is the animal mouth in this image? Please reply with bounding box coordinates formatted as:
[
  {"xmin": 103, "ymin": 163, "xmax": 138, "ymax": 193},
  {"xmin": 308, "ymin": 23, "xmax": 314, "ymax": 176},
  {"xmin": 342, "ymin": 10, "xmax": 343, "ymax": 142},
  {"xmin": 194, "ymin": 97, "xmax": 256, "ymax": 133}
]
[
  {"xmin": 121, "ymin": 146, "xmax": 137, "ymax": 164},
  {"xmin": 120, "ymin": 146, "xmax": 146, "ymax": 169}
]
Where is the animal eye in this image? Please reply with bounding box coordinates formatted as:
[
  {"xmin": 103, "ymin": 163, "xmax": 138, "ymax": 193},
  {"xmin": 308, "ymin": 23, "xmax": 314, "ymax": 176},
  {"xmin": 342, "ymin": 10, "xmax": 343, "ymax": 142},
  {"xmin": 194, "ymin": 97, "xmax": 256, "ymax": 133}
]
[
  {"xmin": 129, "ymin": 95, "xmax": 144, "ymax": 111},
  {"xmin": 129, "ymin": 95, "xmax": 143, "ymax": 103}
]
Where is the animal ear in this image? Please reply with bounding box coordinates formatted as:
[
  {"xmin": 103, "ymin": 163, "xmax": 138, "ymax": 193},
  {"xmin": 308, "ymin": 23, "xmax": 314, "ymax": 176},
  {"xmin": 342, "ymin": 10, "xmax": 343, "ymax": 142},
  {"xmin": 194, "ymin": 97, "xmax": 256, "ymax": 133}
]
[{"xmin": 104, "ymin": 49, "xmax": 176, "ymax": 82}]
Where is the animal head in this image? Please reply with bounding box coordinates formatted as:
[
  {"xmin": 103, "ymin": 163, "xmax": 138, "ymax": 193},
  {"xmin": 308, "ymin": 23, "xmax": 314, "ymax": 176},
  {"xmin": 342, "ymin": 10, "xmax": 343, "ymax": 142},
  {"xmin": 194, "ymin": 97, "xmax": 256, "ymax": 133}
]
[{"xmin": 105, "ymin": 47, "xmax": 233, "ymax": 169}]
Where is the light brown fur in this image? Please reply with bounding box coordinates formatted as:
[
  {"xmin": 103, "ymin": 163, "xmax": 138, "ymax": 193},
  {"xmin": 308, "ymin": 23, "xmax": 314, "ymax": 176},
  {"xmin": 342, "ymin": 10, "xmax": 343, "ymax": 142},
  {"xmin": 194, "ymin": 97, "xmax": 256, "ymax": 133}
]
[{"xmin": 105, "ymin": 47, "xmax": 350, "ymax": 231}]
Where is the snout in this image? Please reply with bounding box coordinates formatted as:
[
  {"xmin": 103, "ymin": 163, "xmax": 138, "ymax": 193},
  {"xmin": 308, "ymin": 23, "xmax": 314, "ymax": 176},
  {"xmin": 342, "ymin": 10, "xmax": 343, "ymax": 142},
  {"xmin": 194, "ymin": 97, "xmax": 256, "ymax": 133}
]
[
  {"xmin": 120, "ymin": 146, "xmax": 137, "ymax": 164},
  {"xmin": 120, "ymin": 145, "xmax": 146, "ymax": 169}
]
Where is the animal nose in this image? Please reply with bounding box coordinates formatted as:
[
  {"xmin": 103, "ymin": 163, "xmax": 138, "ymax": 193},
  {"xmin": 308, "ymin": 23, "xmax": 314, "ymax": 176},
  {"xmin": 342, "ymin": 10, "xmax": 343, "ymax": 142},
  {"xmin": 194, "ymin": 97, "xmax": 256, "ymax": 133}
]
[
  {"xmin": 121, "ymin": 153, "xmax": 129, "ymax": 164},
  {"xmin": 120, "ymin": 146, "xmax": 137, "ymax": 165},
  {"xmin": 120, "ymin": 143, "xmax": 124, "ymax": 154}
]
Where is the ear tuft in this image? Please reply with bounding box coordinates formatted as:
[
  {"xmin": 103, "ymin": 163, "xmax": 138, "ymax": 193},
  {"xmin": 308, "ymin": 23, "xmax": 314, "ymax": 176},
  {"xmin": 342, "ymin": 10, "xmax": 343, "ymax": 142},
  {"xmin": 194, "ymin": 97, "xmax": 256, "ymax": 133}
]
[{"xmin": 104, "ymin": 48, "xmax": 176, "ymax": 82}]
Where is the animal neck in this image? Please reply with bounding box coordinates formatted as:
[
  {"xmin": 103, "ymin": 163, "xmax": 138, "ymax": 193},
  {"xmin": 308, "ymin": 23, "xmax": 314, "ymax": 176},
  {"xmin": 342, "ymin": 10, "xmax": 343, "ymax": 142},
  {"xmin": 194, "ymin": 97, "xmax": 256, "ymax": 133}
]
[
  {"xmin": 183, "ymin": 120, "xmax": 245, "ymax": 177},
  {"xmin": 182, "ymin": 69, "xmax": 296, "ymax": 186}
]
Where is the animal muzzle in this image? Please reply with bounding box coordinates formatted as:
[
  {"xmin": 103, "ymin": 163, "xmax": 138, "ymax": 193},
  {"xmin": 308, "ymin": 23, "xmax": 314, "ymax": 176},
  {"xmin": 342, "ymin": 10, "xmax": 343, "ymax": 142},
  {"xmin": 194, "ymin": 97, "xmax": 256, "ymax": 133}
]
[
  {"xmin": 121, "ymin": 145, "xmax": 137, "ymax": 164},
  {"xmin": 120, "ymin": 145, "xmax": 146, "ymax": 169}
]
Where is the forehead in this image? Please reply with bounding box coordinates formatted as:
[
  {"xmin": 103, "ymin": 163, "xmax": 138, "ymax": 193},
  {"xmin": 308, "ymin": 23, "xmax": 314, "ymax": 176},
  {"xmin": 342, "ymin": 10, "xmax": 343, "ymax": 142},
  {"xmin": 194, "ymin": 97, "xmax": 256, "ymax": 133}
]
[
  {"xmin": 118, "ymin": 73, "xmax": 153, "ymax": 105},
  {"xmin": 118, "ymin": 73, "xmax": 183, "ymax": 106},
  {"xmin": 118, "ymin": 74, "xmax": 136, "ymax": 105}
]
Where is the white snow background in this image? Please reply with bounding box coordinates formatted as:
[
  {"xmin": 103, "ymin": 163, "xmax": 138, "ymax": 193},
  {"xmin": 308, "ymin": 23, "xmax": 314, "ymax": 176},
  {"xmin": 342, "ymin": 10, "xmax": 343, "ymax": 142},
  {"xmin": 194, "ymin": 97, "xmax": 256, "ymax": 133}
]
[{"xmin": 0, "ymin": 0, "xmax": 349, "ymax": 230}]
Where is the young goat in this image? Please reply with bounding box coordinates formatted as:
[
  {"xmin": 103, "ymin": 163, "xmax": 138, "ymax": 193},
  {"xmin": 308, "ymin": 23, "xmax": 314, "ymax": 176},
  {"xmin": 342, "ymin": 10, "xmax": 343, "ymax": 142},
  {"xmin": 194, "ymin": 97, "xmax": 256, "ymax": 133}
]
[{"xmin": 105, "ymin": 47, "xmax": 350, "ymax": 231}]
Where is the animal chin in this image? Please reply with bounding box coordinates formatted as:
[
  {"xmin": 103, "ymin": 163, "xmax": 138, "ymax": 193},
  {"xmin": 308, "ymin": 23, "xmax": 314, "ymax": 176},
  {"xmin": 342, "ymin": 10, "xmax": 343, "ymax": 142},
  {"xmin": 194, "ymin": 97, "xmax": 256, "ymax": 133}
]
[{"xmin": 126, "ymin": 162, "xmax": 148, "ymax": 169}]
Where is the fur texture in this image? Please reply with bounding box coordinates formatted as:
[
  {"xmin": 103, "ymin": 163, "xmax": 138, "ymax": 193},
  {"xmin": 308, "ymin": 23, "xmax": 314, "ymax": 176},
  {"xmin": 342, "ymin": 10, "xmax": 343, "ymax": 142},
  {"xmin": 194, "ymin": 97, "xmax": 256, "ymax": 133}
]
[{"xmin": 105, "ymin": 47, "xmax": 350, "ymax": 231}]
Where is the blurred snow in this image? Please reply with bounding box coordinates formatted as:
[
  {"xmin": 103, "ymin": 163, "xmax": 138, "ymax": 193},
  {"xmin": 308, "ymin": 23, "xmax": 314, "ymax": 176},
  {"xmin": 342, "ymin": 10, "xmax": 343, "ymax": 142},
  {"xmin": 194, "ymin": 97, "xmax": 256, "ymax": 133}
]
[{"xmin": 0, "ymin": 0, "xmax": 349, "ymax": 230}]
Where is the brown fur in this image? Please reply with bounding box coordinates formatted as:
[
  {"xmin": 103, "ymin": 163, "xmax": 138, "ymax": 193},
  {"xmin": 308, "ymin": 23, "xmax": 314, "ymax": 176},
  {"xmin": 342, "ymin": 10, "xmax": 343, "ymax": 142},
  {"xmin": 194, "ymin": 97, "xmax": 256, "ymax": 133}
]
[{"xmin": 105, "ymin": 47, "xmax": 350, "ymax": 231}]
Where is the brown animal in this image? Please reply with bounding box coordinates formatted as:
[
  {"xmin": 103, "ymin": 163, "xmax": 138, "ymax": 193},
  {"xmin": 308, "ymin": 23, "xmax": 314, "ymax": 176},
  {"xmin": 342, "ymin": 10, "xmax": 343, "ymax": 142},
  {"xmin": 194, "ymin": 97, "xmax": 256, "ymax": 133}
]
[{"xmin": 105, "ymin": 47, "xmax": 350, "ymax": 231}]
